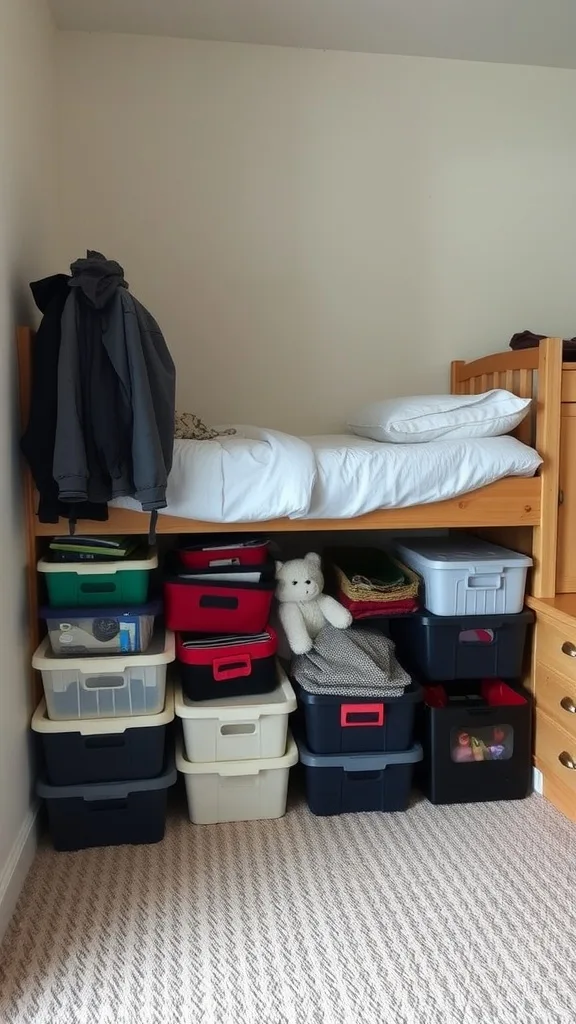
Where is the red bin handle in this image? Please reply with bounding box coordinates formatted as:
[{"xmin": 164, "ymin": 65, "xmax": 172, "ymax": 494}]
[
  {"xmin": 212, "ymin": 654, "xmax": 252, "ymax": 681},
  {"xmin": 340, "ymin": 703, "xmax": 385, "ymax": 728}
]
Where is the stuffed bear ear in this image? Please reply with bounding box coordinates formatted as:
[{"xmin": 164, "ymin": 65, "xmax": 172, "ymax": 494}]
[
  {"xmin": 275, "ymin": 560, "xmax": 284, "ymax": 574},
  {"xmin": 305, "ymin": 552, "xmax": 321, "ymax": 569}
]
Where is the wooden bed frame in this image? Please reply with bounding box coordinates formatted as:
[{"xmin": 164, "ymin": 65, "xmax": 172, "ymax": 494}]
[{"xmin": 17, "ymin": 328, "xmax": 564, "ymax": 674}]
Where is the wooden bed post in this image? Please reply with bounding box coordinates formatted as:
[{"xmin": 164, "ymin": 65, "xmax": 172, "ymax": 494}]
[
  {"xmin": 17, "ymin": 326, "xmax": 41, "ymax": 703},
  {"xmin": 532, "ymin": 337, "xmax": 562, "ymax": 598}
]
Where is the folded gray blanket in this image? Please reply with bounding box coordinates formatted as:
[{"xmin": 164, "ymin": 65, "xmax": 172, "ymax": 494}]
[{"xmin": 292, "ymin": 622, "xmax": 411, "ymax": 697}]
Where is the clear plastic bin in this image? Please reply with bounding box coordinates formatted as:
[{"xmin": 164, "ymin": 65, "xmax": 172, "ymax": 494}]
[
  {"xmin": 39, "ymin": 600, "xmax": 160, "ymax": 656},
  {"xmin": 32, "ymin": 630, "xmax": 175, "ymax": 720}
]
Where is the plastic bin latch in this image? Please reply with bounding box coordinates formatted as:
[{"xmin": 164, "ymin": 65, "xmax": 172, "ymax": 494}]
[
  {"xmin": 340, "ymin": 703, "xmax": 385, "ymax": 728},
  {"xmin": 212, "ymin": 654, "xmax": 252, "ymax": 681}
]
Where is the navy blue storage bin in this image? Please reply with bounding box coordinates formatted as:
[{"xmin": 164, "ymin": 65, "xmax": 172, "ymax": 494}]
[
  {"xmin": 298, "ymin": 680, "xmax": 422, "ymax": 754},
  {"xmin": 37, "ymin": 757, "xmax": 177, "ymax": 851},
  {"xmin": 31, "ymin": 691, "xmax": 174, "ymax": 785},
  {"xmin": 392, "ymin": 609, "xmax": 533, "ymax": 681},
  {"xmin": 297, "ymin": 737, "xmax": 422, "ymax": 816}
]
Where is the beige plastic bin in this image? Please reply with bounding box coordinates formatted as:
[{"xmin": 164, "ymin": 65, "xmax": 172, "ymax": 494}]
[{"xmin": 176, "ymin": 732, "xmax": 298, "ymax": 825}]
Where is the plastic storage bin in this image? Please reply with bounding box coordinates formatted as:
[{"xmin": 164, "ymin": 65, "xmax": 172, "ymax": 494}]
[
  {"xmin": 178, "ymin": 536, "xmax": 269, "ymax": 569},
  {"xmin": 176, "ymin": 628, "xmax": 277, "ymax": 701},
  {"xmin": 164, "ymin": 565, "xmax": 275, "ymax": 633},
  {"xmin": 175, "ymin": 667, "xmax": 296, "ymax": 763},
  {"xmin": 32, "ymin": 630, "xmax": 175, "ymax": 720},
  {"xmin": 297, "ymin": 738, "xmax": 423, "ymax": 816},
  {"xmin": 176, "ymin": 732, "xmax": 298, "ymax": 824},
  {"xmin": 32, "ymin": 687, "xmax": 174, "ymax": 785},
  {"xmin": 392, "ymin": 609, "xmax": 533, "ymax": 681},
  {"xmin": 395, "ymin": 536, "xmax": 532, "ymax": 616},
  {"xmin": 297, "ymin": 680, "xmax": 422, "ymax": 754},
  {"xmin": 38, "ymin": 549, "xmax": 158, "ymax": 608},
  {"xmin": 37, "ymin": 757, "xmax": 177, "ymax": 851},
  {"xmin": 39, "ymin": 600, "xmax": 161, "ymax": 656},
  {"xmin": 422, "ymin": 680, "xmax": 532, "ymax": 805}
]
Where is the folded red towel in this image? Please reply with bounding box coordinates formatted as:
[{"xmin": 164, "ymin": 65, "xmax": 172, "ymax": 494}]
[{"xmin": 337, "ymin": 590, "xmax": 419, "ymax": 619}]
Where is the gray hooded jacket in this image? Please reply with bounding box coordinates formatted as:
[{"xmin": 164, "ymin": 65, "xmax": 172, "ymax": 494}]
[{"xmin": 53, "ymin": 252, "xmax": 175, "ymax": 511}]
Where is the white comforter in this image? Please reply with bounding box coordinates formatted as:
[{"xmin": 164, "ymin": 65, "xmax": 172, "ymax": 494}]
[{"xmin": 111, "ymin": 427, "xmax": 542, "ymax": 523}]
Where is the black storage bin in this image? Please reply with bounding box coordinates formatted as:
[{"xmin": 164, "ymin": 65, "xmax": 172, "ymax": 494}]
[
  {"xmin": 297, "ymin": 736, "xmax": 423, "ymax": 816},
  {"xmin": 392, "ymin": 609, "xmax": 533, "ymax": 681},
  {"xmin": 177, "ymin": 629, "xmax": 277, "ymax": 702},
  {"xmin": 297, "ymin": 680, "xmax": 422, "ymax": 754},
  {"xmin": 422, "ymin": 680, "xmax": 532, "ymax": 805},
  {"xmin": 31, "ymin": 692, "xmax": 174, "ymax": 785},
  {"xmin": 37, "ymin": 758, "xmax": 177, "ymax": 851}
]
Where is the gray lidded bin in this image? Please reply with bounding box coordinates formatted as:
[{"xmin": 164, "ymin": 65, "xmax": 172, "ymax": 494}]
[
  {"xmin": 32, "ymin": 630, "xmax": 175, "ymax": 721},
  {"xmin": 297, "ymin": 737, "xmax": 422, "ymax": 816},
  {"xmin": 37, "ymin": 756, "xmax": 177, "ymax": 851}
]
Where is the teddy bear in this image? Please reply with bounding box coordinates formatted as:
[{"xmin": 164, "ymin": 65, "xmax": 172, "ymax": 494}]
[{"xmin": 275, "ymin": 552, "xmax": 353, "ymax": 655}]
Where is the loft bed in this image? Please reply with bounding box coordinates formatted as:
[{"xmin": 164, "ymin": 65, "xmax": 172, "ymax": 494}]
[{"xmin": 17, "ymin": 328, "xmax": 564, "ymax": 672}]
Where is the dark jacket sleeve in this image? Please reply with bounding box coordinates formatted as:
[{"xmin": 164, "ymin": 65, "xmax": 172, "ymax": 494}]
[
  {"xmin": 104, "ymin": 293, "xmax": 175, "ymax": 511},
  {"xmin": 52, "ymin": 293, "xmax": 89, "ymax": 501}
]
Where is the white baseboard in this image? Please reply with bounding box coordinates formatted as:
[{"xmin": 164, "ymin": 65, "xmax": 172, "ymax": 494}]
[
  {"xmin": 532, "ymin": 766, "xmax": 544, "ymax": 796},
  {"xmin": 0, "ymin": 805, "xmax": 39, "ymax": 941}
]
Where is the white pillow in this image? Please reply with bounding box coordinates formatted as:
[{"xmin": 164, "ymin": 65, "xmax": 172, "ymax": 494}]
[{"xmin": 348, "ymin": 390, "xmax": 531, "ymax": 444}]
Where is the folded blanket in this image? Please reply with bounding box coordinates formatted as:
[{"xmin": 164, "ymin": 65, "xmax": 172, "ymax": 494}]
[
  {"xmin": 337, "ymin": 591, "xmax": 419, "ymax": 619},
  {"xmin": 292, "ymin": 621, "xmax": 411, "ymax": 698}
]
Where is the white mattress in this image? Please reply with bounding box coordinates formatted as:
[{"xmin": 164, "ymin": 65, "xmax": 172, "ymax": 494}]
[{"xmin": 111, "ymin": 428, "xmax": 542, "ymax": 523}]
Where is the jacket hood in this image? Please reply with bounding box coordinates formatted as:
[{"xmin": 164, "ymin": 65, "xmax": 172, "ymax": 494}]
[
  {"xmin": 30, "ymin": 274, "xmax": 71, "ymax": 314},
  {"xmin": 69, "ymin": 250, "xmax": 128, "ymax": 309}
]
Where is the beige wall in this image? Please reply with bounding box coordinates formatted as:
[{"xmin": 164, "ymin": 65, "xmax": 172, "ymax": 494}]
[
  {"xmin": 56, "ymin": 32, "xmax": 576, "ymax": 433},
  {"xmin": 0, "ymin": 0, "xmax": 56, "ymax": 937}
]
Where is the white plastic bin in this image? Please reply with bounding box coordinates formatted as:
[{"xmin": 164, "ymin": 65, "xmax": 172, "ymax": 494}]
[
  {"xmin": 32, "ymin": 630, "xmax": 175, "ymax": 720},
  {"xmin": 176, "ymin": 732, "xmax": 298, "ymax": 824},
  {"xmin": 175, "ymin": 663, "xmax": 296, "ymax": 763},
  {"xmin": 395, "ymin": 536, "xmax": 532, "ymax": 616}
]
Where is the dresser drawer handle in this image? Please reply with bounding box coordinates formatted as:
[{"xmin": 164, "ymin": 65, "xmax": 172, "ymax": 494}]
[
  {"xmin": 560, "ymin": 696, "xmax": 576, "ymax": 714},
  {"xmin": 558, "ymin": 751, "xmax": 576, "ymax": 770},
  {"xmin": 562, "ymin": 641, "xmax": 576, "ymax": 658}
]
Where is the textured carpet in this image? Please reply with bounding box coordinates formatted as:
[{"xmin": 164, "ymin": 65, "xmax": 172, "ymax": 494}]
[{"xmin": 1, "ymin": 789, "xmax": 576, "ymax": 1024}]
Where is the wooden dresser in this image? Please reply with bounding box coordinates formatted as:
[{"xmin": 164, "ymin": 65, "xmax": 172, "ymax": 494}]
[{"xmin": 528, "ymin": 595, "xmax": 576, "ymax": 822}]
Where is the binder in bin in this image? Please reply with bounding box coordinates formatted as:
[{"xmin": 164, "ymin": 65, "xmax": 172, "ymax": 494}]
[
  {"xmin": 179, "ymin": 536, "xmax": 269, "ymax": 569},
  {"xmin": 164, "ymin": 563, "xmax": 275, "ymax": 633}
]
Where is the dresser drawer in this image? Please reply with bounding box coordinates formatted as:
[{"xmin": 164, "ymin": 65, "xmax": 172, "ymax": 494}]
[
  {"xmin": 536, "ymin": 616, "xmax": 576, "ymax": 685},
  {"xmin": 535, "ymin": 662, "xmax": 576, "ymax": 738},
  {"xmin": 535, "ymin": 710, "xmax": 576, "ymax": 800}
]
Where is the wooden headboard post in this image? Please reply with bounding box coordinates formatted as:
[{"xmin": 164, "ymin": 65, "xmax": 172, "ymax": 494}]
[{"xmin": 17, "ymin": 326, "xmax": 42, "ymax": 702}]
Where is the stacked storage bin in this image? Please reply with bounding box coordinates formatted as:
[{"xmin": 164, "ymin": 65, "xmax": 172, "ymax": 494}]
[
  {"xmin": 296, "ymin": 673, "xmax": 424, "ymax": 816},
  {"xmin": 32, "ymin": 546, "xmax": 177, "ymax": 850},
  {"xmin": 393, "ymin": 535, "xmax": 534, "ymax": 805},
  {"xmin": 166, "ymin": 537, "xmax": 298, "ymax": 823}
]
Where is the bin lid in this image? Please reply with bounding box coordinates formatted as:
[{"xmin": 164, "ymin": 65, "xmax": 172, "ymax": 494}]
[
  {"xmin": 31, "ymin": 685, "xmax": 175, "ymax": 735},
  {"xmin": 174, "ymin": 664, "xmax": 296, "ymax": 720},
  {"xmin": 39, "ymin": 598, "xmax": 162, "ymax": 619},
  {"xmin": 37, "ymin": 548, "xmax": 158, "ymax": 574},
  {"xmin": 396, "ymin": 535, "xmax": 532, "ymax": 570},
  {"xmin": 175, "ymin": 731, "xmax": 299, "ymax": 776},
  {"xmin": 296, "ymin": 735, "xmax": 423, "ymax": 770},
  {"xmin": 411, "ymin": 608, "xmax": 534, "ymax": 627},
  {"xmin": 297, "ymin": 678, "xmax": 423, "ymax": 706},
  {"xmin": 32, "ymin": 629, "xmax": 175, "ymax": 672},
  {"xmin": 36, "ymin": 753, "xmax": 177, "ymax": 799}
]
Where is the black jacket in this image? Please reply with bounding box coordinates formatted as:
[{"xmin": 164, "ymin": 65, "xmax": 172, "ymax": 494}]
[
  {"xmin": 20, "ymin": 275, "xmax": 108, "ymax": 523},
  {"xmin": 53, "ymin": 252, "xmax": 175, "ymax": 510}
]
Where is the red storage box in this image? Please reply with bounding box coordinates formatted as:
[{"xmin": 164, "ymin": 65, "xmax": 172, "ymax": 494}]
[
  {"xmin": 179, "ymin": 536, "xmax": 269, "ymax": 570},
  {"xmin": 164, "ymin": 565, "xmax": 275, "ymax": 633},
  {"xmin": 177, "ymin": 628, "xmax": 278, "ymax": 701}
]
